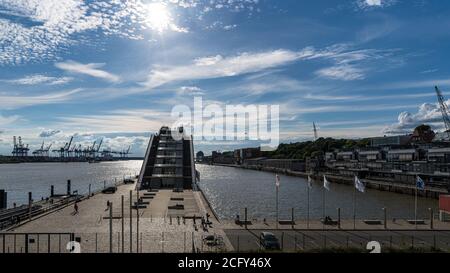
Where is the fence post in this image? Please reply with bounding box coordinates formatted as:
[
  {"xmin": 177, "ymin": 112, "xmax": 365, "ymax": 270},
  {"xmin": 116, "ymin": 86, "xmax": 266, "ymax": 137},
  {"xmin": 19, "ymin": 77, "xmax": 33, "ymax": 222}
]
[
  {"xmin": 121, "ymin": 195, "xmax": 124, "ymax": 253},
  {"xmin": 25, "ymin": 234, "xmax": 28, "ymax": 254},
  {"xmin": 28, "ymin": 192, "xmax": 32, "ymax": 220},
  {"xmin": 136, "ymin": 191, "xmax": 139, "ymax": 253},
  {"xmin": 184, "ymin": 232, "xmax": 186, "ymax": 252},
  {"xmin": 303, "ymin": 233, "xmax": 306, "ymax": 250},
  {"xmin": 429, "ymin": 208, "xmax": 434, "ymax": 230},
  {"xmin": 244, "ymin": 208, "xmax": 247, "ymax": 229},
  {"xmin": 291, "ymin": 208, "xmax": 295, "ymax": 229},
  {"xmin": 130, "ymin": 190, "xmax": 133, "ymax": 253},
  {"xmin": 109, "ymin": 201, "xmax": 113, "ymax": 253},
  {"xmin": 337, "ymin": 208, "xmax": 341, "ymax": 229},
  {"xmin": 294, "ymin": 235, "xmax": 297, "ymax": 251},
  {"xmin": 162, "ymin": 232, "xmax": 164, "ymax": 253}
]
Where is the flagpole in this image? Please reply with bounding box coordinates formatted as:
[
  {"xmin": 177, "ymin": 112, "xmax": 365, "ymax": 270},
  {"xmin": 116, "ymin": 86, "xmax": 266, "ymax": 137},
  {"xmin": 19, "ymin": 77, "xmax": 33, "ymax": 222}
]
[
  {"xmin": 307, "ymin": 180, "xmax": 310, "ymax": 229},
  {"xmin": 322, "ymin": 185, "xmax": 325, "ymax": 230}
]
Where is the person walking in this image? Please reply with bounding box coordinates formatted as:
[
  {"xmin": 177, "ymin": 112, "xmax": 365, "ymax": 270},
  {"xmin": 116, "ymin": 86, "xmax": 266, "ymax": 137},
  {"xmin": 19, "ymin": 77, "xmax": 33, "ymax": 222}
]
[{"xmin": 74, "ymin": 202, "xmax": 79, "ymax": 215}]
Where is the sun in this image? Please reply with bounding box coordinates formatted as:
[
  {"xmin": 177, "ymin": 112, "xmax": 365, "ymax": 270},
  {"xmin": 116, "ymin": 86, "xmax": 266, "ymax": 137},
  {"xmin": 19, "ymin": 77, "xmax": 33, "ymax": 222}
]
[{"xmin": 144, "ymin": 2, "xmax": 172, "ymax": 33}]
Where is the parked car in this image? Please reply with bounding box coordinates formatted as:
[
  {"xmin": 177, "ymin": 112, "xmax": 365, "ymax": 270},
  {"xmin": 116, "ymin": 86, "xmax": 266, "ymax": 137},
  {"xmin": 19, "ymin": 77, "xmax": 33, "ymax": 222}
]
[
  {"xmin": 259, "ymin": 232, "xmax": 280, "ymax": 250},
  {"xmin": 102, "ymin": 186, "xmax": 117, "ymax": 194}
]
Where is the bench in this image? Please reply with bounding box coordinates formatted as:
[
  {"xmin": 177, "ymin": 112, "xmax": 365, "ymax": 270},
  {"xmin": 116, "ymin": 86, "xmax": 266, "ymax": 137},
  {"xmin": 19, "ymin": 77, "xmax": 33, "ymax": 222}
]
[
  {"xmin": 407, "ymin": 219, "xmax": 426, "ymax": 225},
  {"xmin": 168, "ymin": 204, "xmax": 184, "ymax": 210},
  {"xmin": 321, "ymin": 219, "xmax": 338, "ymax": 226},
  {"xmin": 235, "ymin": 220, "xmax": 252, "ymax": 225},
  {"xmin": 279, "ymin": 220, "xmax": 295, "ymax": 225},
  {"xmin": 364, "ymin": 220, "xmax": 383, "ymax": 225}
]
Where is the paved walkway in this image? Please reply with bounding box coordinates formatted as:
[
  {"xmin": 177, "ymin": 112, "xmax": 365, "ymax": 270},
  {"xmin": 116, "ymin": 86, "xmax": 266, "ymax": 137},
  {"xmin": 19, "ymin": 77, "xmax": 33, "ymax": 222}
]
[
  {"xmin": 220, "ymin": 219, "xmax": 450, "ymax": 231},
  {"xmin": 2, "ymin": 184, "xmax": 232, "ymax": 253},
  {"xmin": 225, "ymin": 229, "xmax": 450, "ymax": 252}
]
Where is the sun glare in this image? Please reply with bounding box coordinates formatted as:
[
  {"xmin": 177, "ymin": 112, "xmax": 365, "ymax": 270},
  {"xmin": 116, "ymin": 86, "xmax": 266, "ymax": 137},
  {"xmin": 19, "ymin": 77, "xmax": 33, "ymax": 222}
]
[{"xmin": 144, "ymin": 2, "xmax": 172, "ymax": 33}]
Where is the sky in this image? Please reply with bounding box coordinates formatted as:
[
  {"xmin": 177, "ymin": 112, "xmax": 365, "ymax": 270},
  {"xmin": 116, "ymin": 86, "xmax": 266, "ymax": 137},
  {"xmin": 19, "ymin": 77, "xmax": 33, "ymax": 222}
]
[{"xmin": 1, "ymin": 0, "xmax": 450, "ymax": 156}]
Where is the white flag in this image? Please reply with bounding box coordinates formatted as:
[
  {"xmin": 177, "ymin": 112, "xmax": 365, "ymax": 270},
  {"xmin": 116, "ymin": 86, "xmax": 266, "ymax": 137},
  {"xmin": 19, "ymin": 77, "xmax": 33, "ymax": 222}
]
[
  {"xmin": 307, "ymin": 175, "xmax": 313, "ymax": 189},
  {"xmin": 323, "ymin": 175, "xmax": 330, "ymax": 191},
  {"xmin": 355, "ymin": 176, "xmax": 365, "ymax": 193},
  {"xmin": 275, "ymin": 174, "xmax": 280, "ymax": 188}
]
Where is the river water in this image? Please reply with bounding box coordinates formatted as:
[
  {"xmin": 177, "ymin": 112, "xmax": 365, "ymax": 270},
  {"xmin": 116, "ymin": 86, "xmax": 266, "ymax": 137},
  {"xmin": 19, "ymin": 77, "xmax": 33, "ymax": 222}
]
[
  {"xmin": 0, "ymin": 161, "xmax": 142, "ymax": 207},
  {"xmin": 0, "ymin": 162, "xmax": 439, "ymax": 220},
  {"xmin": 196, "ymin": 165, "xmax": 439, "ymax": 220}
]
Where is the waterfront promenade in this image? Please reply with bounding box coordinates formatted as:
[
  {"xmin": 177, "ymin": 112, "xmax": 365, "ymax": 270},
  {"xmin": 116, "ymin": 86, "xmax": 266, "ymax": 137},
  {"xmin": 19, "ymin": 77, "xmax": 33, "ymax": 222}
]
[
  {"xmin": 2, "ymin": 180, "xmax": 450, "ymax": 253},
  {"xmin": 1, "ymin": 183, "xmax": 233, "ymax": 253}
]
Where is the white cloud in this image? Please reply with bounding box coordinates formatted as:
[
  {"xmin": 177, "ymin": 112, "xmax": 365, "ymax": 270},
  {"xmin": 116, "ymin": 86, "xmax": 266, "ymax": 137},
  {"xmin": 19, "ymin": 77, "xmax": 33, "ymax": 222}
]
[
  {"xmin": 144, "ymin": 49, "xmax": 318, "ymax": 88},
  {"xmin": 0, "ymin": 114, "xmax": 19, "ymax": 127},
  {"xmin": 143, "ymin": 45, "xmax": 399, "ymax": 88},
  {"xmin": 383, "ymin": 101, "xmax": 446, "ymax": 134},
  {"xmin": 3, "ymin": 74, "xmax": 73, "ymax": 85},
  {"xmin": 315, "ymin": 65, "xmax": 365, "ymax": 81},
  {"xmin": 39, "ymin": 129, "xmax": 61, "ymax": 138},
  {"xmin": 55, "ymin": 61, "xmax": 121, "ymax": 83},
  {"xmin": 356, "ymin": 0, "xmax": 398, "ymax": 10},
  {"xmin": 0, "ymin": 0, "xmax": 260, "ymax": 65},
  {"xmin": 56, "ymin": 109, "xmax": 173, "ymax": 133},
  {"xmin": 0, "ymin": 89, "xmax": 81, "ymax": 109},
  {"xmin": 178, "ymin": 86, "xmax": 205, "ymax": 96}
]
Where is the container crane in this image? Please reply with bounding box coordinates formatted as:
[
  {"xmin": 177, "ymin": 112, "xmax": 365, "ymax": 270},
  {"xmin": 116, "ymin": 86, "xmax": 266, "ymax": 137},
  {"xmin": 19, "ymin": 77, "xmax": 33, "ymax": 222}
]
[{"xmin": 435, "ymin": 86, "xmax": 450, "ymax": 139}]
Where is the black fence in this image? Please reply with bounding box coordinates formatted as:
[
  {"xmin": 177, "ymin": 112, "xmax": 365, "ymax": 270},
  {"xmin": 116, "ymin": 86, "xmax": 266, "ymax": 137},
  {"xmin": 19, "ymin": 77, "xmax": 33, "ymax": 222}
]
[{"xmin": 0, "ymin": 233, "xmax": 75, "ymax": 253}]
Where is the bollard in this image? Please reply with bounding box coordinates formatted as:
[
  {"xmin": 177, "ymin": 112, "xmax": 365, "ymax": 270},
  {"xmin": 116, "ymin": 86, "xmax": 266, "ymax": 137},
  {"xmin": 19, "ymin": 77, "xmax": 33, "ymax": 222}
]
[
  {"xmin": 67, "ymin": 180, "xmax": 71, "ymax": 196},
  {"xmin": 383, "ymin": 208, "xmax": 387, "ymax": 229},
  {"xmin": 50, "ymin": 186, "xmax": 54, "ymax": 197},
  {"xmin": 88, "ymin": 184, "xmax": 91, "ymax": 198}
]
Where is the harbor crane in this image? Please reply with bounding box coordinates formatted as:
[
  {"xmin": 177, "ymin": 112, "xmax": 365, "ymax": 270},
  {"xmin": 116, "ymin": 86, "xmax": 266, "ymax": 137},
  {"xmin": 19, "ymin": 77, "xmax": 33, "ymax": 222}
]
[
  {"xmin": 435, "ymin": 86, "xmax": 450, "ymax": 139},
  {"xmin": 44, "ymin": 143, "xmax": 52, "ymax": 157},
  {"xmin": 52, "ymin": 136, "xmax": 74, "ymax": 158},
  {"xmin": 12, "ymin": 136, "xmax": 29, "ymax": 157},
  {"xmin": 32, "ymin": 141, "xmax": 45, "ymax": 157}
]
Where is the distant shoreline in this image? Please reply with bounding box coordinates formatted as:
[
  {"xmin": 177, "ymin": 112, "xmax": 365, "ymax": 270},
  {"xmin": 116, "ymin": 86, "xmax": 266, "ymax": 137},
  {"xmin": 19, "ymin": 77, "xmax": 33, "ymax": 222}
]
[{"xmin": 0, "ymin": 156, "xmax": 144, "ymax": 164}]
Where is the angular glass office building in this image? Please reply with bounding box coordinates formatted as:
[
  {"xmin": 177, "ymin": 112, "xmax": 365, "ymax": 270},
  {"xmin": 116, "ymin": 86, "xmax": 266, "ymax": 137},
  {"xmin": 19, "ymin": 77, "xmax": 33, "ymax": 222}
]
[{"xmin": 137, "ymin": 126, "xmax": 196, "ymax": 190}]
